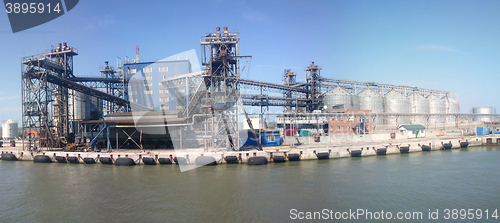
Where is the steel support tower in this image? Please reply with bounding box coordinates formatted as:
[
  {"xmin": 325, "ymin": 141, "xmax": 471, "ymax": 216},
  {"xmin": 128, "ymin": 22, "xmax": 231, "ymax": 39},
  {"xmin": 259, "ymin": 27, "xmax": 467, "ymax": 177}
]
[
  {"xmin": 22, "ymin": 43, "xmax": 78, "ymax": 150},
  {"xmin": 305, "ymin": 62, "xmax": 323, "ymax": 112},
  {"xmin": 282, "ymin": 69, "xmax": 297, "ymax": 112},
  {"xmin": 200, "ymin": 27, "xmax": 250, "ymax": 150},
  {"xmin": 99, "ymin": 61, "xmax": 127, "ymax": 114}
]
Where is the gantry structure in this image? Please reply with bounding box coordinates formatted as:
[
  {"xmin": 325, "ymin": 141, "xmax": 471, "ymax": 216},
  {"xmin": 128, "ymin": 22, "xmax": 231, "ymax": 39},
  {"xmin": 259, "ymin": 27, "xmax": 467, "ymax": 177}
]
[
  {"xmin": 22, "ymin": 43, "xmax": 78, "ymax": 149},
  {"xmin": 22, "ymin": 43, "xmax": 144, "ymax": 150},
  {"xmin": 73, "ymin": 61, "xmax": 128, "ymax": 114},
  {"xmin": 198, "ymin": 27, "xmax": 248, "ymax": 149},
  {"xmin": 320, "ymin": 78, "xmax": 458, "ymax": 100}
]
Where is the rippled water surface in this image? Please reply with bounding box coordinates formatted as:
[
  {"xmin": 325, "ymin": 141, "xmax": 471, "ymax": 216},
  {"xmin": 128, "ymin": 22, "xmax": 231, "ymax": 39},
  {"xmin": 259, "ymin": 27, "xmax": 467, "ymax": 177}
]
[{"xmin": 0, "ymin": 146, "xmax": 499, "ymax": 222}]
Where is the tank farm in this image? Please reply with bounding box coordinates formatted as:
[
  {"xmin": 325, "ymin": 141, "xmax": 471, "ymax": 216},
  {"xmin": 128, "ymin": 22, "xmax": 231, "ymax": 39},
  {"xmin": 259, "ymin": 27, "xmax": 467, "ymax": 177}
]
[{"xmin": 5, "ymin": 27, "xmax": 500, "ymax": 166}]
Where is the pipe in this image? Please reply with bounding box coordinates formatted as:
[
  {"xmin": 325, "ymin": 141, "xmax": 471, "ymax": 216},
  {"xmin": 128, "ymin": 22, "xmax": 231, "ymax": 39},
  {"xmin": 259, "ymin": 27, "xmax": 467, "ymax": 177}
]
[{"xmin": 114, "ymin": 114, "xmax": 211, "ymax": 128}]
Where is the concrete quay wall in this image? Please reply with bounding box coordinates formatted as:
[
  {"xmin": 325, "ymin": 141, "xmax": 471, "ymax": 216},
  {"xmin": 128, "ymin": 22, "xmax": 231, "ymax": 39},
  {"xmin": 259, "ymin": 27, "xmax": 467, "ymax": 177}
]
[{"xmin": 0, "ymin": 136, "xmax": 496, "ymax": 164}]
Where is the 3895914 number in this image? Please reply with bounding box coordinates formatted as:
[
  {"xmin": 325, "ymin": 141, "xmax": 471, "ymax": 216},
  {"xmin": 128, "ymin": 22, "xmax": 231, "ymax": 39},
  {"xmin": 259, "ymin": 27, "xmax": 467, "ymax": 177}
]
[
  {"xmin": 5, "ymin": 2, "xmax": 61, "ymax": 14},
  {"xmin": 443, "ymin": 209, "xmax": 498, "ymax": 220}
]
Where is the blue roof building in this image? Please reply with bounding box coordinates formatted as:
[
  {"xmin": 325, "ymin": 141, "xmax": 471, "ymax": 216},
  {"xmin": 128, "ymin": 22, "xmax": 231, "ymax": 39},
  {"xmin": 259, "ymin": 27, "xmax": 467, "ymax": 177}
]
[{"xmin": 240, "ymin": 129, "xmax": 281, "ymax": 148}]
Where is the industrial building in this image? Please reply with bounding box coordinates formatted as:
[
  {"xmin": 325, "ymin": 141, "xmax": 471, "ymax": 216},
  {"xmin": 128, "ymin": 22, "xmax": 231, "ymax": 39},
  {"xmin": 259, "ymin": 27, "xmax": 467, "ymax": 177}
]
[
  {"xmin": 20, "ymin": 27, "xmax": 499, "ymax": 152},
  {"xmin": 327, "ymin": 110, "xmax": 372, "ymax": 134},
  {"xmin": 125, "ymin": 59, "xmax": 193, "ymax": 111}
]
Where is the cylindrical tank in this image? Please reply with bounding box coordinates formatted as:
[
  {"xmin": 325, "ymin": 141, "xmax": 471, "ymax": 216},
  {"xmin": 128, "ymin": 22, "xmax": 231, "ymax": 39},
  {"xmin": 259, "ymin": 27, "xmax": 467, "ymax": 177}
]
[
  {"xmin": 471, "ymin": 107, "xmax": 496, "ymax": 122},
  {"xmin": 70, "ymin": 90, "xmax": 88, "ymax": 120},
  {"xmin": 409, "ymin": 93, "xmax": 428, "ymax": 125},
  {"xmin": 358, "ymin": 89, "xmax": 384, "ymax": 125},
  {"xmin": 427, "ymin": 94, "xmax": 445, "ymax": 123},
  {"xmin": 384, "ymin": 91, "xmax": 409, "ymax": 125},
  {"xmin": 69, "ymin": 90, "xmax": 103, "ymax": 121},
  {"xmin": 323, "ymin": 86, "xmax": 359, "ymax": 110},
  {"xmin": 2, "ymin": 119, "xmax": 18, "ymax": 139},
  {"xmin": 443, "ymin": 96, "xmax": 460, "ymax": 123}
]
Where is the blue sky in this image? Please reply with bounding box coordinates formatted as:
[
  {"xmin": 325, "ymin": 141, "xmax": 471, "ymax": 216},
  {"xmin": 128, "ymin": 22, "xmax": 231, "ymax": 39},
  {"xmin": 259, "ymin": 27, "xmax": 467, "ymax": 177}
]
[{"xmin": 0, "ymin": 0, "xmax": 499, "ymax": 123}]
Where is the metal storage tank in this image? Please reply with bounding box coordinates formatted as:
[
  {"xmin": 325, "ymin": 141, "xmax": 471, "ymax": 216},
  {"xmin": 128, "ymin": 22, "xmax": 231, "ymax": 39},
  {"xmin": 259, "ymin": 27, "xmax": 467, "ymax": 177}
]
[
  {"xmin": 427, "ymin": 94, "xmax": 446, "ymax": 123},
  {"xmin": 384, "ymin": 91, "xmax": 409, "ymax": 125},
  {"xmin": 443, "ymin": 96, "xmax": 460, "ymax": 123},
  {"xmin": 358, "ymin": 89, "xmax": 384, "ymax": 125},
  {"xmin": 69, "ymin": 90, "xmax": 103, "ymax": 121},
  {"xmin": 70, "ymin": 90, "xmax": 90, "ymax": 120},
  {"xmin": 409, "ymin": 93, "xmax": 428, "ymax": 125},
  {"xmin": 323, "ymin": 86, "xmax": 359, "ymax": 110},
  {"xmin": 471, "ymin": 107, "xmax": 496, "ymax": 122},
  {"xmin": 2, "ymin": 119, "xmax": 18, "ymax": 139}
]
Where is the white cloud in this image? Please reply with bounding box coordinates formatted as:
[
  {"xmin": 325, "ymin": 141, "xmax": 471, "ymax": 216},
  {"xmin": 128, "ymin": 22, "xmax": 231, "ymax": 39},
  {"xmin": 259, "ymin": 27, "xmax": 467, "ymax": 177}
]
[{"xmin": 416, "ymin": 45, "xmax": 466, "ymax": 54}]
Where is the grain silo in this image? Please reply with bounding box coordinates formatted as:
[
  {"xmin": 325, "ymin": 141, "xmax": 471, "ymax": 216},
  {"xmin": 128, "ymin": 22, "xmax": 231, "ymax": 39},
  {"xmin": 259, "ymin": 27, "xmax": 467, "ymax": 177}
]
[
  {"xmin": 358, "ymin": 88, "xmax": 384, "ymax": 125},
  {"xmin": 70, "ymin": 90, "xmax": 90, "ymax": 120},
  {"xmin": 69, "ymin": 90, "xmax": 103, "ymax": 134},
  {"xmin": 409, "ymin": 93, "xmax": 428, "ymax": 125},
  {"xmin": 427, "ymin": 94, "xmax": 445, "ymax": 123},
  {"xmin": 69, "ymin": 90, "xmax": 103, "ymax": 121},
  {"xmin": 443, "ymin": 96, "xmax": 460, "ymax": 123},
  {"xmin": 471, "ymin": 107, "xmax": 496, "ymax": 122},
  {"xmin": 2, "ymin": 119, "xmax": 18, "ymax": 139},
  {"xmin": 323, "ymin": 86, "xmax": 359, "ymax": 110},
  {"xmin": 384, "ymin": 91, "xmax": 410, "ymax": 125}
]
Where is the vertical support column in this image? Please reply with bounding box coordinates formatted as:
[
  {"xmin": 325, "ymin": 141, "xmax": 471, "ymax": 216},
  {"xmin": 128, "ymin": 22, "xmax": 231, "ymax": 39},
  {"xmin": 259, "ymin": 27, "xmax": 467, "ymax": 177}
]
[
  {"xmin": 116, "ymin": 127, "xmax": 119, "ymax": 151},
  {"xmin": 140, "ymin": 130, "xmax": 143, "ymax": 151}
]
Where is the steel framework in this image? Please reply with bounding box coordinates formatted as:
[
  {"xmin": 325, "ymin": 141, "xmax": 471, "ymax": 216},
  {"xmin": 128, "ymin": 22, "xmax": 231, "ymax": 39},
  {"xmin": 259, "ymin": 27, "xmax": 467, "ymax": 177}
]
[
  {"xmin": 22, "ymin": 43, "xmax": 77, "ymax": 149},
  {"xmin": 22, "ymin": 44, "xmax": 145, "ymax": 151},
  {"xmin": 305, "ymin": 62, "xmax": 323, "ymax": 112},
  {"xmin": 99, "ymin": 61, "xmax": 127, "ymax": 114},
  {"xmin": 320, "ymin": 77, "xmax": 458, "ymax": 100},
  {"xmin": 282, "ymin": 69, "xmax": 297, "ymax": 112},
  {"xmin": 199, "ymin": 27, "xmax": 246, "ymax": 150}
]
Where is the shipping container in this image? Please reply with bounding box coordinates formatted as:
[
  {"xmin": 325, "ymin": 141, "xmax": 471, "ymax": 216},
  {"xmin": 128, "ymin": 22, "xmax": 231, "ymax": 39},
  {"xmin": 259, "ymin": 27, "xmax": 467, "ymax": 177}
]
[
  {"xmin": 285, "ymin": 128, "xmax": 300, "ymax": 136},
  {"xmin": 476, "ymin": 127, "xmax": 491, "ymax": 136},
  {"xmin": 299, "ymin": 130, "xmax": 310, "ymax": 137}
]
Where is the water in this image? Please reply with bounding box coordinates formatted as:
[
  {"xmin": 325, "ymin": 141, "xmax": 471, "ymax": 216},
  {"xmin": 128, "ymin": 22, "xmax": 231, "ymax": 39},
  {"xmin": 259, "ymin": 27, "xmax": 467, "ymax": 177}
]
[{"xmin": 0, "ymin": 146, "xmax": 499, "ymax": 222}]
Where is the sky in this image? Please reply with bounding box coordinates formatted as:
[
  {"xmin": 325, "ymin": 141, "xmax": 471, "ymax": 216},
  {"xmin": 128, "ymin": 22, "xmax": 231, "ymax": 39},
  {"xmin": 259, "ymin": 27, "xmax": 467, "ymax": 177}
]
[{"xmin": 0, "ymin": 0, "xmax": 499, "ymax": 124}]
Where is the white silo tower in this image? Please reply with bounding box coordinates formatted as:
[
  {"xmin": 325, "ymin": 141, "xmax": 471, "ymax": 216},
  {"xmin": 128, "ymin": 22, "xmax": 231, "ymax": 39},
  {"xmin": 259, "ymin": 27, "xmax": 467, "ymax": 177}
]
[
  {"xmin": 384, "ymin": 91, "xmax": 410, "ymax": 125},
  {"xmin": 2, "ymin": 119, "xmax": 18, "ymax": 139},
  {"xmin": 427, "ymin": 94, "xmax": 446, "ymax": 124},
  {"xmin": 443, "ymin": 96, "xmax": 460, "ymax": 123},
  {"xmin": 323, "ymin": 86, "xmax": 359, "ymax": 110},
  {"xmin": 409, "ymin": 93, "xmax": 429, "ymax": 125},
  {"xmin": 358, "ymin": 88, "xmax": 384, "ymax": 125},
  {"xmin": 471, "ymin": 107, "xmax": 496, "ymax": 122}
]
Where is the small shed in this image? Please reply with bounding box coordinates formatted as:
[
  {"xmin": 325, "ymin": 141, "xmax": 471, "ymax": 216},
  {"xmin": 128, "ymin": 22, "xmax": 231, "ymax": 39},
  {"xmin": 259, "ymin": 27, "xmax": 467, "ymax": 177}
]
[
  {"xmin": 240, "ymin": 129, "xmax": 281, "ymax": 148},
  {"xmin": 399, "ymin": 124, "xmax": 426, "ymax": 138}
]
